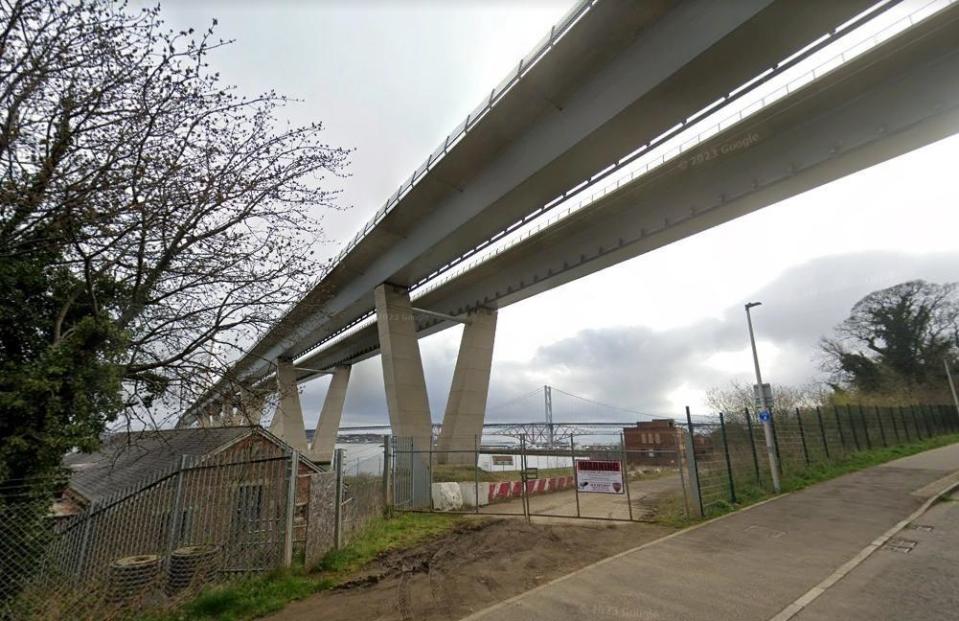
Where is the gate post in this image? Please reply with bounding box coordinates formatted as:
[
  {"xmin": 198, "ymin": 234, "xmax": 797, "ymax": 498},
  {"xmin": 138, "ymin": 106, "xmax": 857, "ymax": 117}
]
[
  {"xmin": 719, "ymin": 413, "xmax": 736, "ymax": 505},
  {"xmin": 283, "ymin": 450, "xmax": 299, "ymax": 567},
  {"xmin": 684, "ymin": 407, "xmax": 703, "ymax": 519},
  {"xmin": 620, "ymin": 432, "xmax": 634, "ymax": 520},
  {"xmin": 334, "ymin": 448, "xmax": 344, "ymax": 550},
  {"xmin": 382, "ymin": 435, "xmax": 392, "ymax": 512},
  {"xmin": 571, "ymin": 434, "xmax": 581, "ymax": 518}
]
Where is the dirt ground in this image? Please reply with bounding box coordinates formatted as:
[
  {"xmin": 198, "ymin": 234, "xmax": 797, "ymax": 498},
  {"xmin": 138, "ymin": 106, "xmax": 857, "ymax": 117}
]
[{"xmin": 265, "ymin": 518, "xmax": 673, "ymax": 621}]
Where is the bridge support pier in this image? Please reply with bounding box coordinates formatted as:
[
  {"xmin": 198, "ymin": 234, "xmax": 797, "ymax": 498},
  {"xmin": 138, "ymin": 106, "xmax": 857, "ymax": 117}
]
[
  {"xmin": 308, "ymin": 366, "xmax": 352, "ymax": 464},
  {"xmin": 270, "ymin": 358, "xmax": 309, "ymax": 452},
  {"xmin": 374, "ymin": 283, "xmax": 433, "ymax": 507},
  {"xmin": 436, "ymin": 308, "xmax": 497, "ymax": 465}
]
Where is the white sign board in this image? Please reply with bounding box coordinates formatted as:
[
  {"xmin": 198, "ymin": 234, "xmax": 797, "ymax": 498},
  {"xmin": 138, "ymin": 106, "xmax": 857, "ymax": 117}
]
[{"xmin": 575, "ymin": 460, "xmax": 624, "ymax": 494}]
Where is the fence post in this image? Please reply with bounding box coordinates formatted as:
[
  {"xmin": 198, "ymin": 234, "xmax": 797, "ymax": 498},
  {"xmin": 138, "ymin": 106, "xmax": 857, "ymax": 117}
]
[
  {"xmin": 283, "ymin": 450, "xmax": 299, "ymax": 567},
  {"xmin": 719, "ymin": 413, "xmax": 737, "ymax": 504},
  {"xmin": 334, "ymin": 448, "xmax": 344, "ymax": 550},
  {"xmin": 795, "ymin": 408, "xmax": 810, "ymax": 466},
  {"xmin": 74, "ymin": 500, "xmax": 99, "ymax": 579},
  {"xmin": 833, "ymin": 406, "xmax": 847, "ymax": 452},
  {"xmin": 899, "ymin": 406, "xmax": 911, "ymax": 442},
  {"xmin": 816, "ymin": 407, "xmax": 830, "ymax": 459},
  {"xmin": 888, "ymin": 406, "xmax": 901, "ymax": 445},
  {"xmin": 744, "ymin": 408, "xmax": 761, "ymax": 485},
  {"xmin": 847, "ymin": 405, "xmax": 861, "ymax": 451},
  {"xmin": 684, "ymin": 407, "xmax": 704, "ymax": 518},
  {"xmin": 929, "ymin": 404, "xmax": 943, "ymax": 436},
  {"xmin": 874, "ymin": 406, "xmax": 887, "ymax": 448},
  {"xmin": 858, "ymin": 404, "xmax": 872, "ymax": 450},
  {"xmin": 943, "ymin": 404, "xmax": 957, "ymax": 434},
  {"xmin": 164, "ymin": 455, "xmax": 189, "ymax": 570},
  {"xmin": 911, "ymin": 405, "xmax": 924, "ymax": 440},
  {"xmin": 382, "ymin": 435, "xmax": 392, "ymax": 512}
]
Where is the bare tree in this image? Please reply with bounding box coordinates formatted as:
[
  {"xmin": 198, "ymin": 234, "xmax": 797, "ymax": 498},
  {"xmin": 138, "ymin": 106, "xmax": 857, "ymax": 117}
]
[
  {"xmin": 705, "ymin": 380, "xmax": 826, "ymax": 422},
  {"xmin": 0, "ymin": 0, "xmax": 349, "ymax": 482}
]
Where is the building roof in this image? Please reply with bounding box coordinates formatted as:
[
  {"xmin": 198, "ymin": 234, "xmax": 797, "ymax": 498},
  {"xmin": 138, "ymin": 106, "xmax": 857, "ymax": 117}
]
[{"xmin": 63, "ymin": 426, "xmax": 296, "ymax": 504}]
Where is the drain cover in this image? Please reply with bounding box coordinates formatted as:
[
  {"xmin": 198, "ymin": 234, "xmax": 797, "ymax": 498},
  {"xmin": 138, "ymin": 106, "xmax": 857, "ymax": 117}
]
[{"xmin": 883, "ymin": 538, "xmax": 918, "ymax": 553}]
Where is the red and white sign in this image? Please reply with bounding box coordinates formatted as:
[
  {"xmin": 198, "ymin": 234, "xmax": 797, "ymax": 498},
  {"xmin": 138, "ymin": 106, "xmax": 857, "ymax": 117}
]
[{"xmin": 575, "ymin": 459, "xmax": 624, "ymax": 494}]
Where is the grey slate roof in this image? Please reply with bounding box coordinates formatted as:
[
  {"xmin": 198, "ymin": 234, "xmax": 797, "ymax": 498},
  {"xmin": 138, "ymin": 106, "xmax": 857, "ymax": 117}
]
[{"xmin": 63, "ymin": 427, "xmax": 259, "ymax": 503}]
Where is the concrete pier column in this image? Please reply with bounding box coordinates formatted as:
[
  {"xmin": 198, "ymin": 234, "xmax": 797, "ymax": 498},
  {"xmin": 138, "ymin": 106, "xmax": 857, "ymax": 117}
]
[
  {"xmin": 230, "ymin": 389, "xmax": 265, "ymax": 426},
  {"xmin": 308, "ymin": 366, "xmax": 352, "ymax": 464},
  {"xmin": 437, "ymin": 308, "xmax": 497, "ymax": 465},
  {"xmin": 374, "ymin": 284, "xmax": 433, "ymax": 508},
  {"xmin": 270, "ymin": 358, "xmax": 308, "ymax": 452},
  {"xmin": 374, "ymin": 284, "xmax": 433, "ymax": 444}
]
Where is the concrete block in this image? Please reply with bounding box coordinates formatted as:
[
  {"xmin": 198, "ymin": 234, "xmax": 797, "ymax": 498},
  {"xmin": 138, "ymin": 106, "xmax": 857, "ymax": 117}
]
[
  {"xmin": 459, "ymin": 482, "xmax": 491, "ymax": 507},
  {"xmin": 431, "ymin": 482, "xmax": 463, "ymax": 511}
]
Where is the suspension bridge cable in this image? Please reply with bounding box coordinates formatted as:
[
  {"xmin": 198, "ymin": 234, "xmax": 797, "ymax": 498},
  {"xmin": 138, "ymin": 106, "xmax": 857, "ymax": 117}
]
[
  {"xmin": 550, "ymin": 386, "xmax": 655, "ymax": 418},
  {"xmin": 486, "ymin": 386, "xmax": 544, "ymax": 411}
]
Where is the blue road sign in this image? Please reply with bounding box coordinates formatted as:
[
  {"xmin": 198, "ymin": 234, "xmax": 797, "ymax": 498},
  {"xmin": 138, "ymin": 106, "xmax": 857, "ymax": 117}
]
[{"xmin": 759, "ymin": 410, "xmax": 771, "ymax": 422}]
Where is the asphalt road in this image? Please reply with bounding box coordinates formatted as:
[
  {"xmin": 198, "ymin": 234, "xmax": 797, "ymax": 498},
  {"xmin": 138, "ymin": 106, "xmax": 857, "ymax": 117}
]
[{"xmin": 460, "ymin": 443, "xmax": 959, "ymax": 621}]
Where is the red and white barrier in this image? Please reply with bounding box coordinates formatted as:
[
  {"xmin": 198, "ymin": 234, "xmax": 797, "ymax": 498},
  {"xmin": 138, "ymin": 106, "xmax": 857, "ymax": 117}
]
[{"xmin": 485, "ymin": 475, "xmax": 575, "ymax": 503}]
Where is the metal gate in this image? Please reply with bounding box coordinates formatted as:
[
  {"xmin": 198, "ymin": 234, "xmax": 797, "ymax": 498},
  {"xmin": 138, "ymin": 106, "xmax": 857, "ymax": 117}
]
[{"xmin": 389, "ymin": 430, "xmax": 692, "ymax": 524}]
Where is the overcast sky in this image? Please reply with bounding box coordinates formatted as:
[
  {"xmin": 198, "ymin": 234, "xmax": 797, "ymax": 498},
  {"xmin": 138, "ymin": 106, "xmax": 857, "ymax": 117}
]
[{"xmin": 154, "ymin": 1, "xmax": 958, "ymax": 426}]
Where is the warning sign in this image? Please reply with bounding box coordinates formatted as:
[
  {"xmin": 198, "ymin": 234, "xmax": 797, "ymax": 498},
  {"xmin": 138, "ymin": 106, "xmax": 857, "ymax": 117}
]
[{"xmin": 575, "ymin": 460, "xmax": 624, "ymax": 494}]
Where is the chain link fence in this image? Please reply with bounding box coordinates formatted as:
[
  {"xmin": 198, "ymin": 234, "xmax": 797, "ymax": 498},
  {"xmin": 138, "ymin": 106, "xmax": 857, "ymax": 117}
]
[
  {"xmin": 1, "ymin": 452, "xmax": 300, "ymax": 620},
  {"xmin": 1, "ymin": 443, "xmax": 392, "ymax": 621}
]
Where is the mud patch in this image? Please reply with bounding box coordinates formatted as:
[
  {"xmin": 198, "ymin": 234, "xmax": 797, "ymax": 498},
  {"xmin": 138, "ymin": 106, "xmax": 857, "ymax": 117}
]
[{"xmin": 266, "ymin": 518, "xmax": 672, "ymax": 621}]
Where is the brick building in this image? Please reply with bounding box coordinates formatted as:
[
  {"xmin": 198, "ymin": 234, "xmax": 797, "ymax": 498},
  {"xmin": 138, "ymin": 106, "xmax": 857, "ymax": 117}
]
[{"xmin": 623, "ymin": 420, "xmax": 681, "ymax": 466}]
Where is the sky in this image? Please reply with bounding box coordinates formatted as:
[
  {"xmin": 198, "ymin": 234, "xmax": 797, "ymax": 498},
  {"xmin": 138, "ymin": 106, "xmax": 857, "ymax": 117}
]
[{"xmin": 151, "ymin": 0, "xmax": 959, "ymax": 426}]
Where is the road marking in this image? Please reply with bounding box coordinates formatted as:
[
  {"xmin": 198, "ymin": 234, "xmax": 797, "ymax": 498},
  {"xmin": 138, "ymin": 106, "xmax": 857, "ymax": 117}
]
[{"xmin": 767, "ymin": 472, "xmax": 959, "ymax": 621}]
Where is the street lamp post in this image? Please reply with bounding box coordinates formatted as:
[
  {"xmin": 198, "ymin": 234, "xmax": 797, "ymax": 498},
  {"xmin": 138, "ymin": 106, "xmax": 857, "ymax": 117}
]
[{"xmin": 745, "ymin": 302, "xmax": 781, "ymax": 493}]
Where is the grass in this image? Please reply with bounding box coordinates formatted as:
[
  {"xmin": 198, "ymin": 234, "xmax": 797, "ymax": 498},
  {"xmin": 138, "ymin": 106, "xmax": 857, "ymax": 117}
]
[
  {"xmin": 690, "ymin": 433, "xmax": 959, "ymax": 525},
  {"xmin": 779, "ymin": 433, "xmax": 959, "ymax": 492},
  {"xmin": 145, "ymin": 512, "xmax": 468, "ymax": 621}
]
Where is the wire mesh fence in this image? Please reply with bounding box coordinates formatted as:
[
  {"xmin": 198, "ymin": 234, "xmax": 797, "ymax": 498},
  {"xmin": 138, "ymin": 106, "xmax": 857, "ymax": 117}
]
[
  {"xmin": 686, "ymin": 403, "xmax": 959, "ymax": 518},
  {"xmin": 0, "ymin": 442, "xmax": 394, "ymax": 621},
  {"xmin": 388, "ymin": 403, "xmax": 958, "ymax": 525},
  {"xmin": 390, "ymin": 431, "xmax": 689, "ymax": 524},
  {"xmin": 1, "ymin": 452, "xmax": 299, "ymax": 620}
]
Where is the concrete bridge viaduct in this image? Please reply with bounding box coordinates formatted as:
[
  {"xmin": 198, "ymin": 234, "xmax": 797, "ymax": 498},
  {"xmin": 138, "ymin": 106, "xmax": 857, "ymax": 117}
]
[{"xmin": 180, "ymin": 0, "xmax": 959, "ymax": 476}]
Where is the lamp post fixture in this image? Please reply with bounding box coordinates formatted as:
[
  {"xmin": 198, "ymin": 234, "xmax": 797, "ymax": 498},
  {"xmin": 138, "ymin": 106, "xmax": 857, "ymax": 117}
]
[{"xmin": 745, "ymin": 302, "xmax": 781, "ymax": 493}]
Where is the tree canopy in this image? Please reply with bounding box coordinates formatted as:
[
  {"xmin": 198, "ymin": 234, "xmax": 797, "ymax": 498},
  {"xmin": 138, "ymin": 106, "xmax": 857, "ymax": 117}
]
[
  {"xmin": 0, "ymin": 0, "xmax": 349, "ymax": 484},
  {"xmin": 821, "ymin": 280, "xmax": 958, "ymax": 397}
]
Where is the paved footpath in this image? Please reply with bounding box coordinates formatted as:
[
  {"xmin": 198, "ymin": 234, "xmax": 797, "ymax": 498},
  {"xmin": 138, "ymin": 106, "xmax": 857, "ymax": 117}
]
[{"xmin": 461, "ymin": 443, "xmax": 959, "ymax": 621}]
